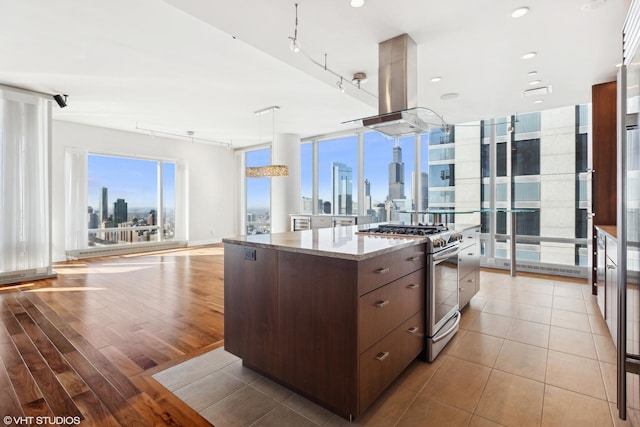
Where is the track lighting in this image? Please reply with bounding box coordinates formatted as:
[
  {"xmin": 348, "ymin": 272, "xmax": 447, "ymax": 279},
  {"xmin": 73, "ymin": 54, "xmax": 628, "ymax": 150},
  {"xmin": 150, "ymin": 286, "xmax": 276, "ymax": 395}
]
[
  {"xmin": 288, "ymin": 3, "xmax": 301, "ymax": 53},
  {"xmin": 53, "ymin": 94, "xmax": 67, "ymax": 108},
  {"xmin": 337, "ymin": 78, "xmax": 345, "ymax": 93}
]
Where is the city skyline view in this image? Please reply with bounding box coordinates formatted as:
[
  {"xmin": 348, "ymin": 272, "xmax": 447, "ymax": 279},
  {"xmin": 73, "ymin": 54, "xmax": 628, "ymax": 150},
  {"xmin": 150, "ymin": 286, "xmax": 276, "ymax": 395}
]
[{"xmin": 87, "ymin": 154, "xmax": 176, "ymax": 212}]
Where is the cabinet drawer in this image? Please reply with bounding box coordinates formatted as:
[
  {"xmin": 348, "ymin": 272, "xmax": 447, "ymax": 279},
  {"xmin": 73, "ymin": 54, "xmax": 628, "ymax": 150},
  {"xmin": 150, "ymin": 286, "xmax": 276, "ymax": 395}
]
[
  {"xmin": 358, "ymin": 269, "xmax": 424, "ymax": 352},
  {"xmin": 458, "ymin": 270, "xmax": 478, "ymax": 309},
  {"xmin": 359, "ymin": 310, "xmax": 424, "ymax": 413},
  {"xmin": 357, "ymin": 244, "xmax": 426, "ymax": 295},
  {"xmin": 458, "ymin": 243, "xmax": 479, "ymax": 279}
]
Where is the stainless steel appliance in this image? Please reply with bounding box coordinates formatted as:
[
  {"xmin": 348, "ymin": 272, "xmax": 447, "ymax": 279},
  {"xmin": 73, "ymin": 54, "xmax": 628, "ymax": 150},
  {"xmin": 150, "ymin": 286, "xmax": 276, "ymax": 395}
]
[{"xmin": 359, "ymin": 224, "xmax": 463, "ymax": 361}]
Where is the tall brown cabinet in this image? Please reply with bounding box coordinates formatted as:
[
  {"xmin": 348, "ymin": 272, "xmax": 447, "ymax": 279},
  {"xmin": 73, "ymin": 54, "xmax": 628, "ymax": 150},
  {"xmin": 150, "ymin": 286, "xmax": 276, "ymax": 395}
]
[{"xmin": 591, "ymin": 81, "xmax": 617, "ymax": 291}]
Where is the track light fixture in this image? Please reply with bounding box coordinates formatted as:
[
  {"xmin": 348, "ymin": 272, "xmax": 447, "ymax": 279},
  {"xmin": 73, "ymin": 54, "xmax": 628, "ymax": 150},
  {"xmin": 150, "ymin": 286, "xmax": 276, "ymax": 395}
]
[
  {"xmin": 53, "ymin": 94, "xmax": 67, "ymax": 108},
  {"xmin": 337, "ymin": 77, "xmax": 345, "ymax": 93},
  {"xmin": 288, "ymin": 3, "xmax": 301, "ymax": 53}
]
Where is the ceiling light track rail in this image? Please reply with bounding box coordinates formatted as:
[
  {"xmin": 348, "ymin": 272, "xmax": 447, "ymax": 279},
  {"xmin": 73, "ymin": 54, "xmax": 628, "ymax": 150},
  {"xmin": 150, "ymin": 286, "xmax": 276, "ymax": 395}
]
[
  {"xmin": 135, "ymin": 123, "xmax": 232, "ymax": 148},
  {"xmin": 288, "ymin": 3, "xmax": 376, "ymax": 99}
]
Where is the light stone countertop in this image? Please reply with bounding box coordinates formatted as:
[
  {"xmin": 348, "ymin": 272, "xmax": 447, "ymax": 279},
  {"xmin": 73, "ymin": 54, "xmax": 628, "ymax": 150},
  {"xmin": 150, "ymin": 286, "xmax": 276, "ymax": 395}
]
[
  {"xmin": 222, "ymin": 223, "xmax": 480, "ymax": 261},
  {"xmin": 222, "ymin": 225, "xmax": 423, "ymax": 260}
]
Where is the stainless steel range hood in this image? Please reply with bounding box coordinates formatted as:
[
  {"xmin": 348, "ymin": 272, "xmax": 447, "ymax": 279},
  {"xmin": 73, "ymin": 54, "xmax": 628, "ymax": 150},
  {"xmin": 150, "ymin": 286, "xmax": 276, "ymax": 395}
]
[{"xmin": 345, "ymin": 34, "xmax": 445, "ymax": 137}]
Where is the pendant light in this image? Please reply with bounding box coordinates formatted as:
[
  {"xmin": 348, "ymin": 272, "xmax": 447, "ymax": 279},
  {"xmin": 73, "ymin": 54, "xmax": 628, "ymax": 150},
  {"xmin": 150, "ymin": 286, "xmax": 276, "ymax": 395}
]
[{"xmin": 246, "ymin": 106, "xmax": 289, "ymax": 178}]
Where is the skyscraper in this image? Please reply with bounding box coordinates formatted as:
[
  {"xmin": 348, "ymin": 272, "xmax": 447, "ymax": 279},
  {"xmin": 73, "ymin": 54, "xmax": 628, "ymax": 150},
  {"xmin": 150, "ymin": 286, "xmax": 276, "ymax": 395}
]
[
  {"xmin": 388, "ymin": 142, "xmax": 405, "ymax": 200},
  {"xmin": 113, "ymin": 198, "xmax": 128, "ymax": 224},
  {"xmin": 331, "ymin": 161, "xmax": 353, "ymax": 215},
  {"xmin": 99, "ymin": 187, "xmax": 108, "ymax": 222}
]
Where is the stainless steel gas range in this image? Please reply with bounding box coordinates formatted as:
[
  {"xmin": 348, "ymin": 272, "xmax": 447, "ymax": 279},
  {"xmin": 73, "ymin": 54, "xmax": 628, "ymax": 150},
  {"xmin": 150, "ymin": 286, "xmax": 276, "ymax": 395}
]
[{"xmin": 360, "ymin": 224, "xmax": 463, "ymax": 361}]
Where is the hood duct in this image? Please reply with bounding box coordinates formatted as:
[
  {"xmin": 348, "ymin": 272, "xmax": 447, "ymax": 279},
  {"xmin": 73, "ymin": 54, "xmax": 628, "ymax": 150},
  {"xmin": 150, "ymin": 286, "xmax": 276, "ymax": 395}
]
[{"xmin": 345, "ymin": 33, "xmax": 445, "ymax": 137}]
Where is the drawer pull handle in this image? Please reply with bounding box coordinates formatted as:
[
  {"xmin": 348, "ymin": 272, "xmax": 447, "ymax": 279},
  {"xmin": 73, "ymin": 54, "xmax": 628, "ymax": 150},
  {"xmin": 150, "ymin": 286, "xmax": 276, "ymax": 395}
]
[
  {"xmin": 376, "ymin": 352, "xmax": 390, "ymax": 361},
  {"xmin": 468, "ymin": 253, "xmax": 474, "ymax": 256},
  {"xmin": 407, "ymin": 326, "xmax": 419, "ymax": 334},
  {"xmin": 407, "ymin": 283, "xmax": 420, "ymax": 289},
  {"xmin": 407, "ymin": 256, "xmax": 420, "ymax": 261},
  {"xmin": 375, "ymin": 300, "xmax": 390, "ymax": 308},
  {"xmin": 467, "ymin": 279, "xmax": 474, "ymax": 283},
  {"xmin": 376, "ymin": 267, "xmax": 390, "ymax": 274},
  {"xmin": 459, "ymin": 287, "xmax": 464, "ymax": 292},
  {"xmin": 607, "ymin": 265, "xmax": 615, "ymax": 270}
]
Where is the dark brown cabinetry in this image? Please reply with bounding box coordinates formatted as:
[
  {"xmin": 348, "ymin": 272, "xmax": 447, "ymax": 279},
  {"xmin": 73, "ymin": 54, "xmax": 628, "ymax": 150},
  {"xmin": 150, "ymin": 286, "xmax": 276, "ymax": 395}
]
[{"xmin": 224, "ymin": 242, "xmax": 426, "ymax": 419}]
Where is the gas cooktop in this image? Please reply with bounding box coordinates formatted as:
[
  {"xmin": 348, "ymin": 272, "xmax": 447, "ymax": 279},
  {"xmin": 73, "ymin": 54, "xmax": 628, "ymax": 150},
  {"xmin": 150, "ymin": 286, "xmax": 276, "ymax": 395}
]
[{"xmin": 361, "ymin": 223, "xmax": 449, "ymax": 236}]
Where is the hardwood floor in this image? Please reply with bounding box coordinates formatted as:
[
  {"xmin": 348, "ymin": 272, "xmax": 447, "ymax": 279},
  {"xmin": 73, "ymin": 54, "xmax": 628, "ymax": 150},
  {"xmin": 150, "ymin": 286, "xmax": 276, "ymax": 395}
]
[{"xmin": 0, "ymin": 245, "xmax": 226, "ymax": 426}]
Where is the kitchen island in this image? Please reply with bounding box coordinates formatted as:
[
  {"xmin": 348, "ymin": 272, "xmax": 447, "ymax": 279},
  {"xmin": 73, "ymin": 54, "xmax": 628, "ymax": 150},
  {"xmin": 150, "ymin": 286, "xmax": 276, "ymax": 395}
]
[{"xmin": 222, "ymin": 225, "xmax": 427, "ymax": 420}]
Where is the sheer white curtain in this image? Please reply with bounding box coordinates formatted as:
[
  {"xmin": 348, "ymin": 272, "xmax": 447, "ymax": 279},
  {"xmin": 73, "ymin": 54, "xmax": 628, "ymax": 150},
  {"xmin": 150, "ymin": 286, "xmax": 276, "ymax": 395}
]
[
  {"xmin": 64, "ymin": 147, "xmax": 88, "ymax": 251},
  {"xmin": 0, "ymin": 88, "xmax": 51, "ymax": 274}
]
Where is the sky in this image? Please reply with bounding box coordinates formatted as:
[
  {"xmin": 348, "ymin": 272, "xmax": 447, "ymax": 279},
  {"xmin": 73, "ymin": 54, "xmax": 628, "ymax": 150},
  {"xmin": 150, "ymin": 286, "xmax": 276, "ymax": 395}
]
[{"xmin": 88, "ymin": 155, "xmax": 176, "ymax": 212}]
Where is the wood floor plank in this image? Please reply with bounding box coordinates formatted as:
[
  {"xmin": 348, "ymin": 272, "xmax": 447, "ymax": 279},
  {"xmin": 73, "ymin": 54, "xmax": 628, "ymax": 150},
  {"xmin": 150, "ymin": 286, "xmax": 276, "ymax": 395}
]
[{"xmin": 0, "ymin": 245, "xmax": 226, "ymax": 426}]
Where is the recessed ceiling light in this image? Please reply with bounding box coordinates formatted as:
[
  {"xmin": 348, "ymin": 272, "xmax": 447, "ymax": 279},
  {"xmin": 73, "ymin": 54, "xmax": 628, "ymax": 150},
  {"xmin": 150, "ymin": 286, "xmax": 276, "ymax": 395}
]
[
  {"xmin": 440, "ymin": 92, "xmax": 459, "ymax": 101},
  {"xmin": 527, "ymin": 71, "xmax": 538, "ymax": 76},
  {"xmin": 533, "ymin": 99, "xmax": 544, "ymax": 104},
  {"xmin": 581, "ymin": 0, "xmax": 606, "ymax": 11},
  {"xmin": 512, "ymin": 7, "xmax": 529, "ymax": 18},
  {"xmin": 521, "ymin": 52, "xmax": 537, "ymax": 60},
  {"xmin": 431, "ymin": 77, "xmax": 442, "ymax": 83},
  {"xmin": 529, "ymin": 80, "xmax": 542, "ymax": 85},
  {"xmin": 350, "ymin": 0, "xmax": 365, "ymax": 7}
]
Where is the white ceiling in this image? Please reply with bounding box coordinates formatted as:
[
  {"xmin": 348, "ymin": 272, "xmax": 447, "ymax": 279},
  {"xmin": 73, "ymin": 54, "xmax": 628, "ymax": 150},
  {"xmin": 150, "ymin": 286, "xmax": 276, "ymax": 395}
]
[{"xmin": 0, "ymin": 0, "xmax": 629, "ymax": 148}]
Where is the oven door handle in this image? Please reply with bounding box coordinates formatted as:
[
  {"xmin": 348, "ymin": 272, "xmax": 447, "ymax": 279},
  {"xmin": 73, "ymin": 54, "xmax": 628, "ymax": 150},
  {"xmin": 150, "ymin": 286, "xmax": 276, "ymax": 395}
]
[
  {"xmin": 432, "ymin": 245, "xmax": 461, "ymax": 262},
  {"xmin": 432, "ymin": 311, "xmax": 461, "ymax": 343}
]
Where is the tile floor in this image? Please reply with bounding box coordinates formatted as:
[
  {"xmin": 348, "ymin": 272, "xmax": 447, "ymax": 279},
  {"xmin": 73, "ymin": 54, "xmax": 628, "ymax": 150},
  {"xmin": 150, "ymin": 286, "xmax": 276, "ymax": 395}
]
[{"xmin": 153, "ymin": 271, "xmax": 640, "ymax": 426}]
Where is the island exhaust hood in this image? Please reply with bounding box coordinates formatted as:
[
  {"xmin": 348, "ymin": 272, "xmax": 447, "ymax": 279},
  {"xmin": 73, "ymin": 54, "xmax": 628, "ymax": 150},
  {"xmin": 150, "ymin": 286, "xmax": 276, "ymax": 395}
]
[{"xmin": 344, "ymin": 34, "xmax": 446, "ymax": 138}]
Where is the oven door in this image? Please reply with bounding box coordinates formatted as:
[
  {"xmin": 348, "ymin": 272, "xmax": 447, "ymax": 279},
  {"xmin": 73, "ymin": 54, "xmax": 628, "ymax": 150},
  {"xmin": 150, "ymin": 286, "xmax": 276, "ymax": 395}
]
[{"xmin": 427, "ymin": 244, "xmax": 461, "ymax": 361}]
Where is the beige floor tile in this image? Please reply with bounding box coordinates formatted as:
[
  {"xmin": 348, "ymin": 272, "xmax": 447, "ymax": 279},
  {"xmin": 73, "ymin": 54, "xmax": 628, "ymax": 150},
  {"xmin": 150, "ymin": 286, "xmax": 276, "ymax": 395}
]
[
  {"xmin": 396, "ymin": 395, "xmax": 472, "ymax": 427},
  {"xmin": 467, "ymin": 312, "xmax": 512, "ymax": 338},
  {"xmin": 446, "ymin": 331, "xmax": 504, "ymax": 367},
  {"xmin": 542, "ymin": 385, "xmax": 613, "ymax": 427},
  {"xmin": 468, "ymin": 295, "xmax": 489, "ymax": 312},
  {"xmin": 201, "ymin": 385, "xmax": 279, "ymax": 426},
  {"xmin": 513, "ymin": 291, "xmax": 554, "ymax": 308},
  {"xmin": 251, "ymin": 405, "xmax": 318, "ymax": 427},
  {"xmin": 439, "ymin": 328, "xmax": 467, "ymax": 356},
  {"xmin": 551, "ymin": 308, "xmax": 592, "ymax": 332},
  {"xmin": 475, "ymin": 369, "xmax": 544, "ymax": 427},
  {"xmin": 512, "ymin": 303, "xmax": 552, "ymax": 324},
  {"xmin": 546, "ymin": 350, "xmax": 607, "ymax": 400},
  {"xmin": 481, "ymin": 299, "xmax": 514, "ymax": 318},
  {"xmin": 223, "ymin": 359, "xmax": 262, "ymax": 384},
  {"xmin": 394, "ymin": 356, "xmax": 445, "ymax": 392},
  {"xmin": 173, "ymin": 371, "xmax": 245, "ymax": 411},
  {"xmin": 585, "ymin": 295, "xmax": 601, "ymax": 315},
  {"xmin": 420, "ymin": 356, "xmax": 491, "ymax": 412},
  {"xmin": 459, "ymin": 308, "xmax": 481, "ymax": 330},
  {"xmin": 548, "ymin": 326, "xmax": 597, "ymax": 359},
  {"xmin": 601, "ymin": 361, "xmax": 617, "ymax": 404},
  {"xmin": 506, "ymin": 318, "xmax": 550, "ymax": 348},
  {"xmin": 614, "ymin": 404, "xmax": 640, "ymax": 427},
  {"xmin": 468, "ymin": 415, "xmax": 504, "ymax": 427},
  {"xmin": 553, "ymin": 283, "xmax": 585, "ymax": 299},
  {"xmin": 589, "ymin": 313, "xmax": 611, "ymax": 336},
  {"xmin": 553, "ymin": 295, "xmax": 587, "ymax": 313},
  {"xmin": 282, "ymin": 394, "xmax": 334, "ymax": 425},
  {"xmin": 517, "ymin": 281, "xmax": 556, "ymax": 295},
  {"xmin": 494, "ymin": 339, "xmax": 548, "ymax": 382},
  {"xmin": 251, "ymin": 376, "xmax": 295, "ymax": 402},
  {"xmin": 594, "ymin": 333, "xmax": 617, "ymax": 364},
  {"xmin": 342, "ymin": 382, "xmax": 417, "ymax": 427}
]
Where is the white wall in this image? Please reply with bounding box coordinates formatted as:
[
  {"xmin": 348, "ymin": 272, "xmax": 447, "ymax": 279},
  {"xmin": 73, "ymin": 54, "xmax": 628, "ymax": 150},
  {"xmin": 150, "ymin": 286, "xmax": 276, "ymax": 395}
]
[{"xmin": 51, "ymin": 121, "xmax": 237, "ymax": 262}]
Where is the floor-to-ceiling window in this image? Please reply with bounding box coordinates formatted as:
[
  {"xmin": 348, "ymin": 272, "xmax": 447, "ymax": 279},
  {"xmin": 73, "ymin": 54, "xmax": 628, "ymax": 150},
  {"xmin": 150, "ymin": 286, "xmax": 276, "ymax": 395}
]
[
  {"xmin": 245, "ymin": 148, "xmax": 272, "ymax": 234},
  {"xmin": 87, "ymin": 154, "xmax": 176, "ymax": 246},
  {"xmin": 300, "ymin": 142, "xmax": 313, "ymax": 214},
  {"xmin": 317, "ymin": 136, "xmax": 358, "ymax": 215},
  {"xmin": 363, "ymin": 132, "xmax": 415, "ymax": 223}
]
